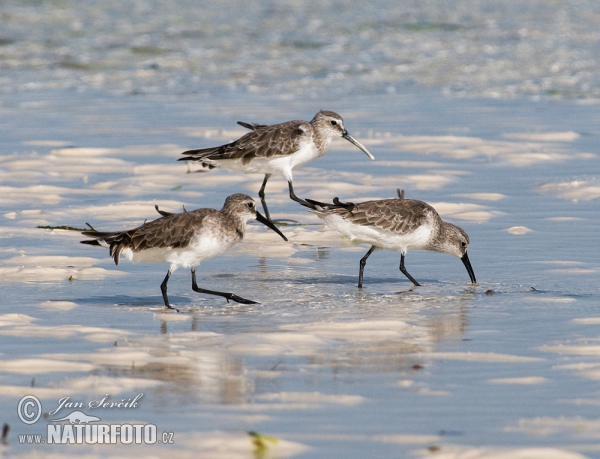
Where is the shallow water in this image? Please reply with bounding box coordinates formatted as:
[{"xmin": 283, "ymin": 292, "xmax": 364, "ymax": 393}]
[{"xmin": 1, "ymin": 1, "xmax": 600, "ymax": 458}]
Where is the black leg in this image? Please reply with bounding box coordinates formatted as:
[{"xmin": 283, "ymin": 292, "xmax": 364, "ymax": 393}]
[
  {"xmin": 191, "ymin": 268, "xmax": 258, "ymax": 305},
  {"xmin": 287, "ymin": 180, "xmax": 309, "ymax": 206},
  {"xmin": 400, "ymin": 253, "xmax": 421, "ymax": 286},
  {"xmin": 160, "ymin": 268, "xmax": 180, "ymax": 311},
  {"xmin": 258, "ymin": 173, "xmax": 272, "ymax": 220},
  {"xmin": 358, "ymin": 245, "xmax": 377, "ymax": 288}
]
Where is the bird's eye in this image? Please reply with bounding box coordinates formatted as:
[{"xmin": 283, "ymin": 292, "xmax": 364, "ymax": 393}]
[
  {"xmin": 461, "ymin": 241, "xmax": 467, "ymax": 247},
  {"xmin": 247, "ymin": 202, "xmax": 254, "ymax": 209},
  {"xmin": 330, "ymin": 120, "xmax": 337, "ymax": 126}
]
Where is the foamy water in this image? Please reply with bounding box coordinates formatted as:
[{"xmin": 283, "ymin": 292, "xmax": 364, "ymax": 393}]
[{"xmin": 1, "ymin": 1, "xmax": 600, "ymax": 458}]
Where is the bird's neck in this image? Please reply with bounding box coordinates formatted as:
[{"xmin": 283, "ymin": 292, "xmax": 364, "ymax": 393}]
[
  {"xmin": 232, "ymin": 216, "xmax": 247, "ymax": 240},
  {"xmin": 428, "ymin": 219, "xmax": 448, "ymax": 250},
  {"xmin": 312, "ymin": 131, "xmax": 332, "ymax": 156},
  {"xmin": 221, "ymin": 210, "xmax": 246, "ymax": 240}
]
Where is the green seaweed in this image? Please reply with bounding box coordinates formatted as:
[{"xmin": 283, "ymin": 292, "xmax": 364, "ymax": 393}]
[
  {"xmin": 37, "ymin": 222, "xmax": 97, "ymax": 232},
  {"xmin": 248, "ymin": 431, "xmax": 278, "ymax": 458}
]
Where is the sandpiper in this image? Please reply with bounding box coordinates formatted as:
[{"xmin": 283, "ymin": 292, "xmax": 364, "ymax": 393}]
[
  {"xmin": 178, "ymin": 110, "xmax": 375, "ymax": 219},
  {"xmin": 300, "ymin": 194, "xmax": 476, "ymax": 288},
  {"xmin": 80, "ymin": 194, "xmax": 288, "ymax": 310}
]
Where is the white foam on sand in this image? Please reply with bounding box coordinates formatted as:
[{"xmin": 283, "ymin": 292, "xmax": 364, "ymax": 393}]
[
  {"xmin": 1, "ymin": 149, "xmax": 133, "ymax": 177},
  {"xmin": 0, "ymin": 358, "xmax": 95, "ymax": 374},
  {"xmin": 22, "ymin": 140, "xmax": 73, "ymax": 147},
  {"xmin": 0, "ymin": 385, "xmax": 68, "ymax": 398},
  {"xmin": 0, "ymin": 227, "xmax": 61, "ymax": 239},
  {"xmin": 3, "ymin": 255, "xmax": 100, "ymax": 267},
  {"xmin": 430, "ymin": 201, "xmax": 502, "ymax": 222},
  {"xmin": 293, "ymin": 432, "xmax": 439, "ymax": 445},
  {"xmin": 37, "ymin": 301, "xmax": 79, "ymax": 311},
  {"xmin": 552, "ymin": 358, "xmax": 600, "ymax": 383},
  {"xmin": 454, "ymin": 193, "xmax": 506, "ymax": 201},
  {"xmin": 60, "ymin": 375, "xmax": 162, "ymax": 393},
  {"xmin": 368, "ymin": 174, "xmax": 456, "ymax": 190},
  {"xmin": 423, "ymin": 352, "xmax": 543, "ymax": 363},
  {"xmin": 0, "ymin": 313, "xmax": 35, "ymax": 327},
  {"xmin": 524, "ymin": 297, "xmax": 576, "ymax": 304},
  {"xmin": 539, "ymin": 344, "xmax": 600, "ymax": 356},
  {"xmin": 545, "ymin": 268, "xmax": 599, "ymax": 275},
  {"xmin": 487, "ymin": 376, "xmax": 548, "ymax": 385},
  {"xmin": 49, "ymin": 147, "xmax": 120, "ymax": 157},
  {"xmin": 54, "ymin": 348, "xmax": 192, "ymax": 367},
  {"xmin": 384, "ymin": 134, "xmax": 593, "ymax": 167},
  {"xmin": 503, "ymin": 131, "xmax": 580, "ymax": 142},
  {"xmin": 225, "ymin": 332, "xmax": 328, "ymax": 356},
  {"xmin": 372, "ymin": 434, "xmax": 440, "ymax": 444},
  {"xmin": 120, "ymin": 144, "xmax": 182, "ymax": 158},
  {"xmin": 370, "ymin": 160, "xmax": 449, "ymax": 168},
  {"xmin": 0, "ymin": 185, "xmax": 89, "ymax": 205},
  {"xmin": 545, "ymin": 216, "xmax": 584, "ymax": 222},
  {"xmin": 256, "ymin": 391, "xmax": 364, "ymax": 405},
  {"xmin": 179, "ymin": 127, "xmax": 250, "ymax": 140},
  {"xmin": 0, "ymin": 254, "xmax": 125, "ymax": 282},
  {"xmin": 0, "ymin": 324, "xmax": 132, "ymax": 342},
  {"xmin": 506, "ymin": 415, "xmax": 600, "ymax": 440},
  {"xmin": 505, "ymin": 226, "xmax": 533, "ymax": 235},
  {"xmin": 280, "ymin": 320, "xmax": 420, "ymax": 342},
  {"xmin": 234, "ymin": 225, "xmax": 298, "ymax": 258},
  {"xmin": 538, "ymin": 180, "xmax": 600, "ymax": 202},
  {"xmin": 415, "ymin": 445, "xmax": 587, "ymax": 459},
  {"xmin": 153, "ymin": 312, "xmax": 193, "ymax": 322},
  {"xmin": 573, "ymin": 318, "xmax": 600, "ymax": 325},
  {"xmin": 45, "ymin": 200, "xmax": 187, "ymax": 222}
]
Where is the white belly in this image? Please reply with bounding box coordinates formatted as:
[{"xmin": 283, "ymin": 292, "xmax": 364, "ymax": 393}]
[
  {"xmin": 216, "ymin": 140, "xmax": 323, "ymax": 182},
  {"xmin": 320, "ymin": 214, "xmax": 434, "ymax": 254},
  {"xmin": 122, "ymin": 233, "xmax": 237, "ymax": 270}
]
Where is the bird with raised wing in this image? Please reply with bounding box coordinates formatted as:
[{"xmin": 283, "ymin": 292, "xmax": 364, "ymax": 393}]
[
  {"xmin": 179, "ymin": 110, "xmax": 374, "ymax": 219},
  {"xmin": 80, "ymin": 194, "xmax": 288, "ymax": 310},
  {"xmin": 300, "ymin": 194, "xmax": 476, "ymax": 288}
]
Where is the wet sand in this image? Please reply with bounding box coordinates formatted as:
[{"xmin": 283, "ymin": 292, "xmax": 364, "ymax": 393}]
[
  {"xmin": 1, "ymin": 1, "xmax": 600, "ymax": 457},
  {"xmin": 0, "ymin": 90, "xmax": 598, "ymax": 458}
]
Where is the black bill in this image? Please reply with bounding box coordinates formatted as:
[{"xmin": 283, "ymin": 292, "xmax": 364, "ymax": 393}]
[
  {"xmin": 342, "ymin": 132, "xmax": 375, "ymax": 160},
  {"xmin": 256, "ymin": 211, "xmax": 288, "ymax": 241},
  {"xmin": 461, "ymin": 252, "xmax": 477, "ymax": 284}
]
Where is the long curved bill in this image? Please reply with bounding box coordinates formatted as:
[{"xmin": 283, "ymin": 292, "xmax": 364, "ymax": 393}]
[
  {"xmin": 256, "ymin": 211, "xmax": 288, "ymax": 241},
  {"xmin": 342, "ymin": 132, "xmax": 375, "ymax": 160},
  {"xmin": 461, "ymin": 252, "xmax": 476, "ymax": 284}
]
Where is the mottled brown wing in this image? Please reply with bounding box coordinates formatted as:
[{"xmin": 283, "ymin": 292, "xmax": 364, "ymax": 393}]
[
  {"xmin": 334, "ymin": 199, "xmax": 434, "ymax": 235},
  {"xmin": 127, "ymin": 209, "xmax": 214, "ymax": 252},
  {"xmin": 180, "ymin": 120, "xmax": 309, "ymax": 166},
  {"xmin": 82, "ymin": 209, "xmax": 215, "ymax": 265}
]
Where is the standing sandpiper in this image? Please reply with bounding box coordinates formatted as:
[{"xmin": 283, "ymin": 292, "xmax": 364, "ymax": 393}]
[
  {"xmin": 80, "ymin": 194, "xmax": 288, "ymax": 310},
  {"xmin": 179, "ymin": 110, "xmax": 375, "ymax": 219},
  {"xmin": 300, "ymin": 194, "xmax": 476, "ymax": 288}
]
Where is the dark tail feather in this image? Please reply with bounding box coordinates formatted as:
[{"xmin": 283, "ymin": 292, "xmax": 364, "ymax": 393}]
[
  {"xmin": 80, "ymin": 230, "xmax": 125, "ymax": 266},
  {"xmin": 80, "ymin": 240, "xmax": 102, "ymax": 246},
  {"xmin": 304, "ymin": 197, "xmax": 356, "ymax": 212},
  {"xmin": 178, "ymin": 148, "xmax": 203, "ymax": 161},
  {"xmin": 178, "ymin": 154, "xmax": 217, "ymax": 169},
  {"xmin": 81, "ymin": 230, "xmax": 120, "ymax": 239},
  {"xmin": 178, "ymin": 147, "xmax": 218, "ymax": 161},
  {"xmin": 237, "ymin": 121, "xmax": 268, "ymax": 131},
  {"xmin": 155, "ymin": 205, "xmax": 174, "ymax": 217}
]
